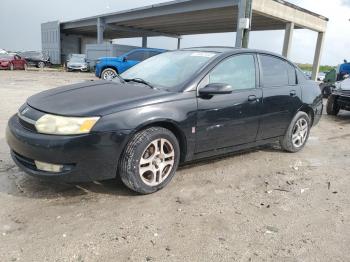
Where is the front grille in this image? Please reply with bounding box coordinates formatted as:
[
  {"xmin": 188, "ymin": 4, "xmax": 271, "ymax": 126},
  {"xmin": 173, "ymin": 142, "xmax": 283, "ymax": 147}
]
[
  {"xmin": 18, "ymin": 116, "xmax": 36, "ymax": 131},
  {"xmin": 340, "ymin": 90, "xmax": 350, "ymax": 97},
  {"xmin": 18, "ymin": 114, "xmax": 36, "ymax": 132},
  {"xmin": 12, "ymin": 151, "xmax": 37, "ymax": 171}
]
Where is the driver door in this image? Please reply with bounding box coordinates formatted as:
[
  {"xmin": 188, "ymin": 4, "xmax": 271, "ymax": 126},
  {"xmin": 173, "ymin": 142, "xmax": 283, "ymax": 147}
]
[{"xmin": 195, "ymin": 54, "xmax": 262, "ymax": 153}]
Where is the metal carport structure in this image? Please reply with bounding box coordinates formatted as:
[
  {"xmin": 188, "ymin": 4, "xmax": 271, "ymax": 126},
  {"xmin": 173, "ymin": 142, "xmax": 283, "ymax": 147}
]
[{"xmin": 42, "ymin": 0, "xmax": 328, "ymax": 80}]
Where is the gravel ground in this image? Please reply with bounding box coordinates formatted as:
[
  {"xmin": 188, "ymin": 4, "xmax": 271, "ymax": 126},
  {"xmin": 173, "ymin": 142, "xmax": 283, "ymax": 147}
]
[{"xmin": 0, "ymin": 70, "xmax": 349, "ymax": 262}]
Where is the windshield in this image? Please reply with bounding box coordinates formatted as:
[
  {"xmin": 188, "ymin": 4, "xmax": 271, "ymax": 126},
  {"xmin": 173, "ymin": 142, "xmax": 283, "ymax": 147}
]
[
  {"xmin": 120, "ymin": 51, "xmax": 217, "ymax": 89},
  {"xmin": 69, "ymin": 56, "xmax": 86, "ymax": 63}
]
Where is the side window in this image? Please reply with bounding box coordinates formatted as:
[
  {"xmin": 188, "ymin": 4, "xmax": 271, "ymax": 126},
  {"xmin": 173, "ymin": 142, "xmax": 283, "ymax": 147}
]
[
  {"xmin": 260, "ymin": 55, "xmax": 292, "ymax": 87},
  {"xmin": 145, "ymin": 51, "xmax": 161, "ymax": 59},
  {"xmin": 208, "ymin": 54, "xmax": 256, "ymax": 90},
  {"xmin": 127, "ymin": 51, "xmax": 145, "ymax": 61}
]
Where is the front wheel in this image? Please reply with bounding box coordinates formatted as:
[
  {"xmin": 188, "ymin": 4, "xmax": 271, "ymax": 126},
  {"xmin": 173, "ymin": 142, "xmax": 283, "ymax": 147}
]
[
  {"xmin": 101, "ymin": 68, "xmax": 117, "ymax": 80},
  {"xmin": 280, "ymin": 112, "xmax": 311, "ymax": 153},
  {"xmin": 326, "ymin": 95, "xmax": 340, "ymax": 115},
  {"xmin": 118, "ymin": 127, "xmax": 180, "ymax": 194}
]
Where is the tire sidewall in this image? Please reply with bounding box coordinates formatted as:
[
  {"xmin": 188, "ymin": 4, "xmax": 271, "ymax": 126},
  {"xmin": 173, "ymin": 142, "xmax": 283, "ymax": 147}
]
[
  {"xmin": 326, "ymin": 95, "xmax": 340, "ymax": 115},
  {"xmin": 120, "ymin": 128, "xmax": 180, "ymax": 194},
  {"xmin": 282, "ymin": 112, "xmax": 311, "ymax": 153}
]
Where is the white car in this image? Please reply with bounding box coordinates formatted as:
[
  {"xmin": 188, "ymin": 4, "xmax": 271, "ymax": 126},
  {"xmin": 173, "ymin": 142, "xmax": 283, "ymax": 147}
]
[{"xmin": 317, "ymin": 72, "xmax": 326, "ymax": 82}]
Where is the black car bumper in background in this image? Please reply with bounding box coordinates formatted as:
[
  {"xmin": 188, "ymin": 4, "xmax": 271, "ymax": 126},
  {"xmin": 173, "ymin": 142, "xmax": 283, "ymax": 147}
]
[{"xmin": 6, "ymin": 114, "xmax": 130, "ymax": 183}]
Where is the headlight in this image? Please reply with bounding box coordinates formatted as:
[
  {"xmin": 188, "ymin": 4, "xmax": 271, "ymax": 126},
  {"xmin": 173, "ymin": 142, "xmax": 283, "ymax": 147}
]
[
  {"xmin": 35, "ymin": 114, "xmax": 100, "ymax": 135},
  {"xmin": 96, "ymin": 60, "xmax": 101, "ymax": 64}
]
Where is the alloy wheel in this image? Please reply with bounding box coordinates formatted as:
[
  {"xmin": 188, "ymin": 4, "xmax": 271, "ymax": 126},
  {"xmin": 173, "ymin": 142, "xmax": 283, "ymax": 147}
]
[
  {"xmin": 103, "ymin": 70, "xmax": 116, "ymax": 80},
  {"xmin": 292, "ymin": 118, "xmax": 308, "ymax": 148},
  {"xmin": 139, "ymin": 138, "xmax": 175, "ymax": 187}
]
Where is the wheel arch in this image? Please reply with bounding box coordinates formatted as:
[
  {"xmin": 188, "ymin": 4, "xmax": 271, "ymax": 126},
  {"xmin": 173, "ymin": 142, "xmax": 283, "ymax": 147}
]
[
  {"xmin": 298, "ymin": 105, "xmax": 315, "ymax": 126},
  {"xmin": 101, "ymin": 65, "xmax": 119, "ymax": 75},
  {"xmin": 132, "ymin": 120, "xmax": 188, "ymax": 163}
]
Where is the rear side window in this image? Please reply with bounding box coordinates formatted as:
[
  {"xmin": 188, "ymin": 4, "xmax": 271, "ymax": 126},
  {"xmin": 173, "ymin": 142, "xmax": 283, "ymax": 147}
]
[
  {"xmin": 145, "ymin": 51, "xmax": 161, "ymax": 59},
  {"xmin": 260, "ymin": 55, "xmax": 296, "ymax": 87},
  {"xmin": 208, "ymin": 54, "xmax": 256, "ymax": 90}
]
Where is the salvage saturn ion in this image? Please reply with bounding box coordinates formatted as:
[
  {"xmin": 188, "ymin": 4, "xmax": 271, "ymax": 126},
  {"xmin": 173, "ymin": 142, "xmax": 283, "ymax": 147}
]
[{"xmin": 6, "ymin": 47, "xmax": 323, "ymax": 194}]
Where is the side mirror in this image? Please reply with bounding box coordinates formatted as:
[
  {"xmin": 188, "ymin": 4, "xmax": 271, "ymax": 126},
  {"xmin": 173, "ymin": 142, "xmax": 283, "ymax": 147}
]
[
  {"xmin": 123, "ymin": 57, "xmax": 128, "ymax": 62},
  {"xmin": 199, "ymin": 83, "xmax": 233, "ymax": 96}
]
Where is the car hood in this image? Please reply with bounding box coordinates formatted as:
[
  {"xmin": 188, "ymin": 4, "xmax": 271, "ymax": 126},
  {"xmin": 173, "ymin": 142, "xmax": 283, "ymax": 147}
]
[
  {"xmin": 27, "ymin": 80, "xmax": 172, "ymax": 116},
  {"xmin": 339, "ymin": 78, "xmax": 350, "ymax": 91}
]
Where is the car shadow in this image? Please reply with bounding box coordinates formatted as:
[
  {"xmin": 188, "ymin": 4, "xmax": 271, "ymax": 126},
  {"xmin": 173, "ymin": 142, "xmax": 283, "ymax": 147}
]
[
  {"xmin": 1, "ymin": 166, "xmax": 138, "ymax": 199},
  {"xmin": 1, "ymin": 143, "xmax": 283, "ymax": 199}
]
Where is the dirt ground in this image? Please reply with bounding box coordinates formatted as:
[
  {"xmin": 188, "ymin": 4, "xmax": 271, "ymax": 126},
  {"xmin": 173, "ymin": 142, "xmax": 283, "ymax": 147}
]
[{"xmin": 0, "ymin": 70, "xmax": 349, "ymax": 262}]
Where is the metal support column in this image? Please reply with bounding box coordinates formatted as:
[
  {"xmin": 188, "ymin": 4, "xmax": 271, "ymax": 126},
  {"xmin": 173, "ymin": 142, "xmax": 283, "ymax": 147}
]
[
  {"xmin": 177, "ymin": 37, "xmax": 181, "ymax": 49},
  {"xmin": 97, "ymin": 17, "xmax": 105, "ymax": 44},
  {"xmin": 311, "ymin": 32, "xmax": 326, "ymax": 81},
  {"xmin": 282, "ymin": 22, "xmax": 294, "ymax": 58},
  {"xmin": 235, "ymin": 0, "xmax": 252, "ymax": 48},
  {"xmin": 142, "ymin": 37, "xmax": 148, "ymax": 48}
]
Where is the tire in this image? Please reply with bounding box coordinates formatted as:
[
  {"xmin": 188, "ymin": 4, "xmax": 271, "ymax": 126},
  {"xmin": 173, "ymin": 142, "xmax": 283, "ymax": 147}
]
[
  {"xmin": 322, "ymin": 85, "xmax": 332, "ymax": 98},
  {"xmin": 101, "ymin": 68, "xmax": 117, "ymax": 81},
  {"xmin": 37, "ymin": 62, "xmax": 45, "ymax": 69},
  {"xmin": 280, "ymin": 111, "xmax": 311, "ymax": 153},
  {"xmin": 119, "ymin": 127, "xmax": 180, "ymax": 194},
  {"xmin": 9, "ymin": 63, "xmax": 14, "ymax": 71},
  {"xmin": 326, "ymin": 95, "xmax": 340, "ymax": 115}
]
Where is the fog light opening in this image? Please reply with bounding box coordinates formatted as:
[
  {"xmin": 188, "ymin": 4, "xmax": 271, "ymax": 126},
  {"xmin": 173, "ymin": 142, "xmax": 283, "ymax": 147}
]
[{"xmin": 34, "ymin": 161, "xmax": 64, "ymax": 173}]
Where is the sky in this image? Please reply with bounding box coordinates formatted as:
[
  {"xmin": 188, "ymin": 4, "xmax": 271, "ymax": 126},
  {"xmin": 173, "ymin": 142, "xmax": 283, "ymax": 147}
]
[{"xmin": 0, "ymin": 0, "xmax": 349, "ymax": 65}]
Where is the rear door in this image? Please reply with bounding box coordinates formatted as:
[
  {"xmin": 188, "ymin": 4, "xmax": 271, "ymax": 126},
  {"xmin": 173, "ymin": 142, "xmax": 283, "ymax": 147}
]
[
  {"xmin": 256, "ymin": 54, "xmax": 302, "ymax": 140},
  {"xmin": 196, "ymin": 53, "xmax": 262, "ymax": 153}
]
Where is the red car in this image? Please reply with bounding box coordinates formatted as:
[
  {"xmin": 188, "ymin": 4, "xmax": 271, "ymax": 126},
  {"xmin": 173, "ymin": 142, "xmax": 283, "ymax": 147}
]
[{"xmin": 0, "ymin": 54, "xmax": 27, "ymax": 70}]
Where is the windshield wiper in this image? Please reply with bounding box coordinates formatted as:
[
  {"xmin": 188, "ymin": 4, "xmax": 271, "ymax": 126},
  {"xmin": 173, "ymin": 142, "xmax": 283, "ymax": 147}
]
[
  {"xmin": 113, "ymin": 74, "xmax": 126, "ymax": 83},
  {"xmin": 124, "ymin": 78, "xmax": 155, "ymax": 89}
]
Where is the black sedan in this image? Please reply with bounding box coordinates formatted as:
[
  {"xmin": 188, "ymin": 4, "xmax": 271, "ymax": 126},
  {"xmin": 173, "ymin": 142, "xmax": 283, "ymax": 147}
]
[{"xmin": 6, "ymin": 47, "xmax": 323, "ymax": 194}]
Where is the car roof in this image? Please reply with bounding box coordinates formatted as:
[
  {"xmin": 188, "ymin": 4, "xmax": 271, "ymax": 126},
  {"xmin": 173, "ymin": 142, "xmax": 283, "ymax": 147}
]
[
  {"xmin": 129, "ymin": 48, "xmax": 167, "ymax": 52},
  {"xmin": 180, "ymin": 46, "xmax": 293, "ymax": 62}
]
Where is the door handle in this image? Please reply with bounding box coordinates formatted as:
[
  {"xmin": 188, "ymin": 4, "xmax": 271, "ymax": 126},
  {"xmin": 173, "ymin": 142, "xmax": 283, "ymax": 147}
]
[
  {"xmin": 290, "ymin": 90, "xmax": 297, "ymax": 97},
  {"xmin": 248, "ymin": 95, "xmax": 258, "ymax": 102}
]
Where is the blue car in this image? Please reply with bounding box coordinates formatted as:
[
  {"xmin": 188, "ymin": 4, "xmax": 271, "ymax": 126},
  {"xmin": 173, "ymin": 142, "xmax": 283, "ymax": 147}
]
[{"xmin": 95, "ymin": 48, "xmax": 166, "ymax": 80}]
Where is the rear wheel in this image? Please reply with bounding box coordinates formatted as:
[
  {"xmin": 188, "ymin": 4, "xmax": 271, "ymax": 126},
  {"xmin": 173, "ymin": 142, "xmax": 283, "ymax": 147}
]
[
  {"xmin": 118, "ymin": 127, "xmax": 180, "ymax": 194},
  {"xmin": 326, "ymin": 94, "xmax": 340, "ymax": 115},
  {"xmin": 37, "ymin": 61, "xmax": 45, "ymax": 69},
  {"xmin": 101, "ymin": 68, "xmax": 117, "ymax": 80},
  {"xmin": 280, "ymin": 111, "xmax": 310, "ymax": 153}
]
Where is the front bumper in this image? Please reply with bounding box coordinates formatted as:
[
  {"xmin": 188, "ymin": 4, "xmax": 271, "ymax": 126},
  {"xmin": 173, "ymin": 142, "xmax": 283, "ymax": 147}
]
[
  {"xmin": 67, "ymin": 65, "xmax": 89, "ymax": 72},
  {"xmin": 6, "ymin": 114, "xmax": 130, "ymax": 183},
  {"xmin": 335, "ymin": 91, "xmax": 350, "ymax": 110}
]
